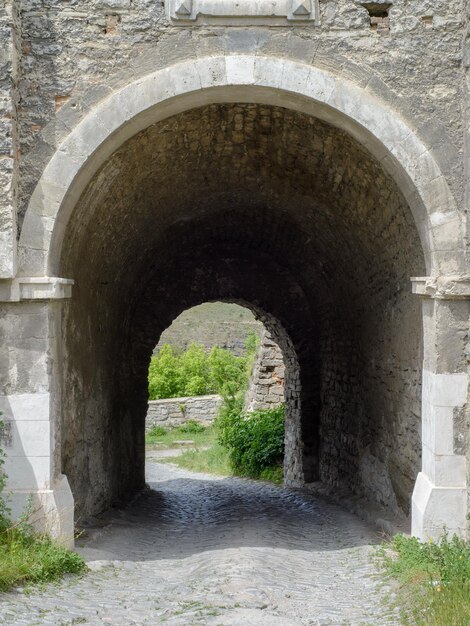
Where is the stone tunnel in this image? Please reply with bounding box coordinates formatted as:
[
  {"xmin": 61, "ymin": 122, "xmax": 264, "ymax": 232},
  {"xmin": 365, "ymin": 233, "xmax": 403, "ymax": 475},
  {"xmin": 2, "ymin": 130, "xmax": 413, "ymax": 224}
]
[{"xmin": 59, "ymin": 102, "xmax": 425, "ymax": 524}]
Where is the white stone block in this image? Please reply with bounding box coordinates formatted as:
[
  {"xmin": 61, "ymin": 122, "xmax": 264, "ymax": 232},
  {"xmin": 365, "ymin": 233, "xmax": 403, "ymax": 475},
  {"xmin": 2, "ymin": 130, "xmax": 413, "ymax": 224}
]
[
  {"xmin": 279, "ymin": 60, "xmax": 310, "ymax": 95},
  {"xmin": 195, "ymin": 56, "xmax": 227, "ymax": 90},
  {"xmin": 4, "ymin": 455, "xmax": 51, "ymax": 490},
  {"xmin": 430, "ymin": 216, "xmax": 464, "ymax": 252},
  {"xmin": 303, "ymin": 68, "xmax": 336, "ymax": 107},
  {"xmin": 0, "ymin": 229, "xmax": 16, "ymax": 279},
  {"xmin": 19, "ymin": 277, "xmax": 73, "ymax": 301},
  {"xmin": 7, "ymin": 476, "xmax": 74, "ymax": 549},
  {"xmin": 412, "ymin": 471, "xmax": 467, "ymax": 540},
  {"xmin": 61, "ymin": 112, "xmax": 111, "ymax": 163},
  {"xmin": 26, "ymin": 180, "xmax": 63, "ymax": 221},
  {"xmin": 388, "ymin": 133, "xmax": 427, "ymax": 180},
  {"xmin": 0, "ymin": 392, "xmax": 50, "ymax": 421},
  {"xmin": 254, "ymin": 57, "xmax": 283, "ymax": 89},
  {"xmin": 421, "ymin": 403, "xmax": 454, "ymax": 455},
  {"xmin": 431, "ymin": 372, "xmax": 468, "ymax": 408},
  {"xmin": 171, "ymin": 62, "xmax": 203, "ymax": 97},
  {"xmin": 327, "ymin": 81, "xmax": 364, "ymax": 125},
  {"xmin": 17, "ymin": 212, "xmax": 54, "ymax": 251},
  {"xmin": 226, "ymin": 56, "xmax": 255, "ymax": 86},
  {"xmin": 420, "ymin": 175, "xmax": 456, "ymax": 219},
  {"xmin": 42, "ymin": 148, "xmax": 81, "ymax": 195},
  {"xmin": 422, "ymin": 445, "xmax": 467, "ymax": 487},
  {"xmin": 6, "ymin": 420, "xmax": 51, "ymax": 457}
]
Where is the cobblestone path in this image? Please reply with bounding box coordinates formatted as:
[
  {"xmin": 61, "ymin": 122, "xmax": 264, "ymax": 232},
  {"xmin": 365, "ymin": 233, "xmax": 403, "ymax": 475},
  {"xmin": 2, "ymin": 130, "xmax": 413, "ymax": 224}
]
[{"xmin": 0, "ymin": 461, "xmax": 397, "ymax": 625}]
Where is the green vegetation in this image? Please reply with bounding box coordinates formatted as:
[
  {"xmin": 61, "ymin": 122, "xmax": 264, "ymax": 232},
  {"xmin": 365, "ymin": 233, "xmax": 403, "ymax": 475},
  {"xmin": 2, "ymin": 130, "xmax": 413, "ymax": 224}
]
[
  {"xmin": 148, "ymin": 334, "xmax": 259, "ymax": 400},
  {"xmin": 168, "ymin": 441, "xmax": 232, "ymax": 476},
  {"xmin": 147, "ymin": 406, "xmax": 285, "ymax": 485},
  {"xmin": 147, "ymin": 423, "xmax": 231, "ymax": 474},
  {"xmin": 217, "ymin": 404, "xmax": 285, "ymax": 480},
  {"xmin": 0, "ymin": 415, "xmax": 86, "ymax": 591},
  {"xmin": 0, "ymin": 526, "xmax": 86, "ymax": 591},
  {"xmin": 380, "ymin": 533, "xmax": 470, "ymax": 625},
  {"xmin": 146, "ymin": 422, "xmax": 218, "ymax": 448},
  {"xmin": 147, "ymin": 330, "xmax": 284, "ymax": 484}
]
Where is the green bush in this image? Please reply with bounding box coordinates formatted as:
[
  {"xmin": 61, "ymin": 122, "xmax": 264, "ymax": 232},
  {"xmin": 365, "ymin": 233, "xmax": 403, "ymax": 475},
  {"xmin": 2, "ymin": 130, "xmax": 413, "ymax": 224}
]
[
  {"xmin": 147, "ymin": 425, "xmax": 168, "ymax": 438},
  {"xmin": 178, "ymin": 420, "xmax": 207, "ymax": 434},
  {"xmin": 217, "ymin": 404, "xmax": 285, "ymax": 478}
]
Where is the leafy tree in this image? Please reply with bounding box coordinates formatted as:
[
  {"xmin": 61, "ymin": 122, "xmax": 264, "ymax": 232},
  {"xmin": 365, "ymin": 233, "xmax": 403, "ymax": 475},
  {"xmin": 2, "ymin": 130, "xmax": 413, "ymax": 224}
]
[
  {"xmin": 208, "ymin": 346, "xmax": 247, "ymax": 399},
  {"xmin": 180, "ymin": 344, "xmax": 211, "ymax": 396},
  {"xmin": 148, "ymin": 337, "xmax": 259, "ymax": 401},
  {"xmin": 148, "ymin": 344, "xmax": 181, "ymax": 399}
]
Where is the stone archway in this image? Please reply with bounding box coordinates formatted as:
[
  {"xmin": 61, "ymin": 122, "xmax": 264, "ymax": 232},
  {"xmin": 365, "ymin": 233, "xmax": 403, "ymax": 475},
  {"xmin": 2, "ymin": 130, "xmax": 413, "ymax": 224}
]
[{"xmin": 7, "ymin": 56, "xmax": 469, "ymax": 546}]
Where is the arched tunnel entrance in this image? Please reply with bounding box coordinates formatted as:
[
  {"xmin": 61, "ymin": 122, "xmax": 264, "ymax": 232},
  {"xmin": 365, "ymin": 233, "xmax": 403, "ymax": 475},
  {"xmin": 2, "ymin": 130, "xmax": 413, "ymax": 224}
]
[{"xmin": 58, "ymin": 102, "xmax": 425, "ymax": 525}]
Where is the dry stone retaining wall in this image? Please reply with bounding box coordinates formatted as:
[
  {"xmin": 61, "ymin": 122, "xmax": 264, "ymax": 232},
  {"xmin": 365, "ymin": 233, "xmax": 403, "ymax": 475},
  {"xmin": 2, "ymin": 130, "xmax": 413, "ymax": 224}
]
[{"xmin": 146, "ymin": 394, "xmax": 222, "ymax": 431}]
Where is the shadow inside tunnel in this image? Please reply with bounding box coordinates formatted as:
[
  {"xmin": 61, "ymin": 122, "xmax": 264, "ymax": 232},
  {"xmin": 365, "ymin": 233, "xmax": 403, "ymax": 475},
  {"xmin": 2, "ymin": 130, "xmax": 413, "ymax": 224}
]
[{"xmin": 75, "ymin": 464, "xmax": 382, "ymax": 563}]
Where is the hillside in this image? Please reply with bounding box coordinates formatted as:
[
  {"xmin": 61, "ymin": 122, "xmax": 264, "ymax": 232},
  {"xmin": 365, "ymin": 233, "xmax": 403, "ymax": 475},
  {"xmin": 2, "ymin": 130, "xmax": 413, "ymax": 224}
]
[{"xmin": 155, "ymin": 302, "xmax": 262, "ymax": 355}]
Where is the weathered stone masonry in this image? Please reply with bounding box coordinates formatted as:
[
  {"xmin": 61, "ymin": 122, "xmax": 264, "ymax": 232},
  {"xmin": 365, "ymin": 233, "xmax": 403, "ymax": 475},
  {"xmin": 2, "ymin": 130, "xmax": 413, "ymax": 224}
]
[
  {"xmin": 0, "ymin": 0, "xmax": 468, "ymax": 546},
  {"xmin": 0, "ymin": 1, "xmax": 20, "ymax": 277},
  {"xmin": 146, "ymin": 394, "xmax": 222, "ymax": 430}
]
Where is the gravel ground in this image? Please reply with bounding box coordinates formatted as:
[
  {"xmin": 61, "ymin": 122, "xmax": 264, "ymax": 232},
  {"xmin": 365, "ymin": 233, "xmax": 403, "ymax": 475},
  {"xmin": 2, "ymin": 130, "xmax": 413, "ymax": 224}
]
[{"xmin": 0, "ymin": 460, "xmax": 398, "ymax": 625}]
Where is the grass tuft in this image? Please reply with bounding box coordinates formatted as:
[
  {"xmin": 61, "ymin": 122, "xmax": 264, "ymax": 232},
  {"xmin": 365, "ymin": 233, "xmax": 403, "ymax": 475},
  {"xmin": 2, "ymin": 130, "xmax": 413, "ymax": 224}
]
[
  {"xmin": 146, "ymin": 423, "xmax": 216, "ymax": 447},
  {"xmin": 0, "ymin": 525, "xmax": 86, "ymax": 591},
  {"xmin": 165, "ymin": 442, "xmax": 232, "ymax": 476},
  {"xmin": 380, "ymin": 533, "xmax": 470, "ymax": 625}
]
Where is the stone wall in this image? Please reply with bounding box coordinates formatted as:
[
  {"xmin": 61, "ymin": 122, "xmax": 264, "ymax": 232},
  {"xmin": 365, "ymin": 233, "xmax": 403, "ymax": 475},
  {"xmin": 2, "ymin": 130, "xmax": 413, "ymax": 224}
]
[
  {"xmin": 0, "ymin": 0, "xmax": 19, "ymax": 277},
  {"xmin": 245, "ymin": 331, "xmax": 285, "ymax": 411},
  {"xmin": 11, "ymin": 0, "xmax": 466, "ymax": 233},
  {"xmin": 146, "ymin": 394, "xmax": 223, "ymax": 431}
]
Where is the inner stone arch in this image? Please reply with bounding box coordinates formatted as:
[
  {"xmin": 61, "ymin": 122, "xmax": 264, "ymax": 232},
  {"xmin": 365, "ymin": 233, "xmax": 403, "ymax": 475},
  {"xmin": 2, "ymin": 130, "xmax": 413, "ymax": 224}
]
[
  {"xmin": 58, "ymin": 102, "xmax": 426, "ymax": 525},
  {"xmin": 146, "ymin": 300, "xmax": 292, "ymax": 474}
]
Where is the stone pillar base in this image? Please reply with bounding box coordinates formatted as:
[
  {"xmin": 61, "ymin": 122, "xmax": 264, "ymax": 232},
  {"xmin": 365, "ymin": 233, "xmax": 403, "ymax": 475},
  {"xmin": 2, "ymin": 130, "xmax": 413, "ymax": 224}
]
[
  {"xmin": 412, "ymin": 472, "xmax": 467, "ymax": 541},
  {"xmin": 8, "ymin": 475, "xmax": 75, "ymax": 549}
]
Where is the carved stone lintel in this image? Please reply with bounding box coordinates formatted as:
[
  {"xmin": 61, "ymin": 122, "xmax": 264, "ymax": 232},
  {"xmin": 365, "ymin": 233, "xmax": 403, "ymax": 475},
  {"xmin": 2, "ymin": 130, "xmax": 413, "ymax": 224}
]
[{"xmin": 167, "ymin": 0, "xmax": 319, "ymax": 25}]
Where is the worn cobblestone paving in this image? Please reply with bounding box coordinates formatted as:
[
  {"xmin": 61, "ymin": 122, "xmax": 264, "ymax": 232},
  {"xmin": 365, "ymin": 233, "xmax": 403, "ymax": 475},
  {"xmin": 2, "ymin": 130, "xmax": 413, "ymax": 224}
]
[{"xmin": 0, "ymin": 461, "xmax": 398, "ymax": 625}]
